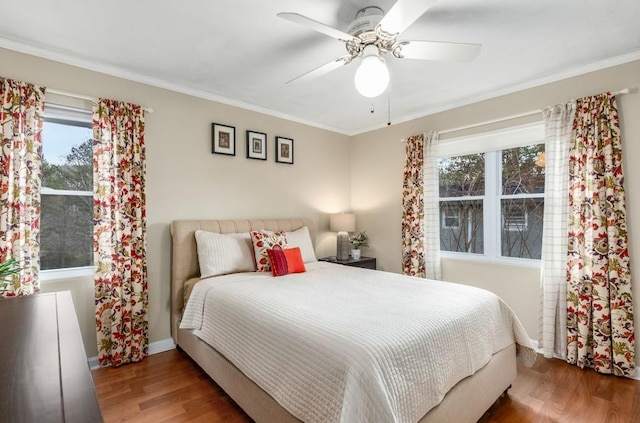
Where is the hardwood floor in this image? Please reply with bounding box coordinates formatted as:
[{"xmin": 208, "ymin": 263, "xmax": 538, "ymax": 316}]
[
  {"xmin": 92, "ymin": 349, "xmax": 640, "ymax": 422},
  {"xmin": 92, "ymin": 350, "xmax": 251, "ymax": 423}
]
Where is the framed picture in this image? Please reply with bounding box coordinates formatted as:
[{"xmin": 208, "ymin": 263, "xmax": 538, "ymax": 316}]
[
  {"xmin": 246, "ymin": 130, "xmax": 267, "ymax": 160},
  {"xmin": 212, "ymin": 123, "xmax": 236, "ymax": 156},
  {"xmin": 275, "ymin": 136, "xmax": 294, "ymax": 164}
]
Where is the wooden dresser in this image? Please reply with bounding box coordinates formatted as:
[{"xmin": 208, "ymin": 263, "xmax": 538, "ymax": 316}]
[{"xmin": 0, "ymin": 291, "xmax": 102, "ymax": 422}]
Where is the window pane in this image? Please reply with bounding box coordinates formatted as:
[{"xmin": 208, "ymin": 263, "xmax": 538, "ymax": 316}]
[
  {"xmin": 41, "ymin": 194, "xmax": 93, "ymax": 270},
  {"xmin": 439, "ymin": 153, "xmax": 485, "ymax": 197},
  {"xmin": 42, "ymin": 122, "xmax": 93, "ymax": 191},
  {"xmin": 41, "ymin": 119, "xmax": 93, "ymax": 270},
  {"xmin": 440, "ymin": 200, "xmax": 484, "ymax": 253},
  {"xmin": 501, "ymin": 198, "xmax": 544, "ymax": 259},
  {"xmin": 502, "ymin": 144, "xmax": 545, "ymax": 195}
]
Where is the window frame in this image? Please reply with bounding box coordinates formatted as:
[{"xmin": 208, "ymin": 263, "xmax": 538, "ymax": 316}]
[
  {"xmin": 40, "ymin": 103, "xmax": 94, "ymax": 281},
  {"xmin": 438, "ymin": 122, "xmax": 545, "ymax": 267}
]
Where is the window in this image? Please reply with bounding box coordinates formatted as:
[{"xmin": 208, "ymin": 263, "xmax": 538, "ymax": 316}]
[
  {"xmin": 41, "ymin": 104, "xmax": 93, "ymax": 271},
  {"xmin": 438, "ymin": 124, "xmax": 545, "ymax": 261},
  {"xmin": 438, "ymin": 152, "xmax": 485, "ymax": 253}
]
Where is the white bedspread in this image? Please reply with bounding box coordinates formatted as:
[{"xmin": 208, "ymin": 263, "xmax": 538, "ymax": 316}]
[{"xmin": 181, "ymin": 262, "xmax": 535, "ymax": 423}]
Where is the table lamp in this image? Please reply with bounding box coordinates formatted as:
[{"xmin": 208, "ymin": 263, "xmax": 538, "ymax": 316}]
[{"xmin": 330, "ymin": 213, "xmax": 355, "ymax": 261}]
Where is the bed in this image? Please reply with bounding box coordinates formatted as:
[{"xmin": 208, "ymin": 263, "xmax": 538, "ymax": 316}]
[{"xmin": 171, "ymin": 218, "xmax": 536, "ymax": 423}]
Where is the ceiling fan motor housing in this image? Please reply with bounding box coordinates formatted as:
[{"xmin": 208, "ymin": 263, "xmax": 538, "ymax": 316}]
[
  {"xmin": 347, "ymin": 6, "xmax": 384, "ymax": 36},
  {"xmin": 345, "ymin": 6, "xmax": 398, "ymax": 58}
]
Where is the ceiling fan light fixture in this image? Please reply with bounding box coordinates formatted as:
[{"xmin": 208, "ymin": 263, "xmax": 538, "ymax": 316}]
[{"xmin": 354, "ymin": 52, "xmax": 389, "ymax": 98}]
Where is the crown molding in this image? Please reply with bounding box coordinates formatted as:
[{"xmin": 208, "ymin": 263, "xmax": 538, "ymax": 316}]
[
  {"xmin": 0, "ymin": 37, "xmax": 350, "ymax": 136},
  {"xmin": 1, "ymin": 36, "xmax": 637, "ymax": 137},
  {"xmin": 355, "ymin": 50, "xmax": 640, "ymax": 135}
]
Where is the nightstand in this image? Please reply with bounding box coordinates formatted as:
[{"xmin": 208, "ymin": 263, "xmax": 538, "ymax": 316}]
[{"xmin": 318, "ymin": 256, "xmax": 376, "ymax": 270}]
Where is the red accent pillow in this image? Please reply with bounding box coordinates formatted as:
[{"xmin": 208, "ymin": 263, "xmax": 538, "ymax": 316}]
[
  {"xmin": 283, "ymin": 247, "xmax": 306, "ymax": 274},
  {"xmin": 267, "ymin": 245, "xmax": 289, "ymax": 277},
  {"xmin": 266, "ymin": 246, "xmax": 307, "ymax": 277}
]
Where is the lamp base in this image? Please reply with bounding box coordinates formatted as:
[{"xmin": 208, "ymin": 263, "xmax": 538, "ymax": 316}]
[{"xmin": 336, "ymin": 231, "xmax": 350, "ymax": 261}]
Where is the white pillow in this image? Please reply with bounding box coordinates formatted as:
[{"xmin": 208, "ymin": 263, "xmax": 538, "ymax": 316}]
[
  {"xmin": 195, "ymin": 230, "xmax": 255, "ymax": 278},
  {"xmin": 286, "ymin": 226, "xmax": 317, "ymax": 263}
]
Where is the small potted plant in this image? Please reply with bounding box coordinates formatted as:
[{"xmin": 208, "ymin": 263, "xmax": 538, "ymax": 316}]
[{"xmin": 349, "ymin": 232, "xmax": 368, "ymax": 260}]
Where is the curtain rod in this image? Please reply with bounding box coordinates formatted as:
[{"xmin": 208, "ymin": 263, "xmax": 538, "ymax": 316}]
[
  {"xmin": 436, "ymin": 87, "xmax": 631, "ymax": 137},
  {"xmin": 438, "ymin": 110, "xmax": 539, "ymax": 135},
  {"xmin": 47, "ymin": 88, "xmax": 154, "ymax": 113}
]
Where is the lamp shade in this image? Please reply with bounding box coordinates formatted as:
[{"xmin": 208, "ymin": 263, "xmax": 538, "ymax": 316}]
[{"xmin": 330, "ymin": 213, "xmax": 355, "ymax": 233}]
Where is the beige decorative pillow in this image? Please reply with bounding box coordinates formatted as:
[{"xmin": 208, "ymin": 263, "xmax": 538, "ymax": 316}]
[
  {"xmin": 195, "ymin": 231, "xmax": 255, "ymax": 278},
  {"xmin": 285, "ymin": 226, "xmax": 317, "ymax": 263},
  {"xmin": 250, "ymin": 230, "xmax": 288, "ymax": 272}
]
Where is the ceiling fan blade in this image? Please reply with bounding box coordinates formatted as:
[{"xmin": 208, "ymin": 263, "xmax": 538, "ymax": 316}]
[
  {"xmin": 277, "ymin": 12, "xmax": 354, "ymax": 41},
  {"xmin": 379, "ymin": 0, "xmax": 439, "ymax": 34},
  {"xmin": 286, "ymin": 55, "xmax": 352, "ymax": 84},
  {"xmin": 395, "ymin": 40, "xmax": 482, "ymax": 62}
]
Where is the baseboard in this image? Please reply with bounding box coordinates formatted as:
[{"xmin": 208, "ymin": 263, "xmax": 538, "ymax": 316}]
[
  {"xmin": 88, "ymin": 337, "xmax": 176, "ymax": 370},
  {"xmin": 88, "ymin": 356, "xmax": 99, "ymax": 370},
  {"xmin": 149, "ymin": 337, "xmax": 177, "ymax": 355}
]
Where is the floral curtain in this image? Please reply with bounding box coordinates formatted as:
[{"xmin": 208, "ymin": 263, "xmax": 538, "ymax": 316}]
[
  {"xmin": 0, "ymin": 77, "xmax": 46, "ymax": 297},
  {"xmin": 402, "ymin": 133, "xmax": 426, "ymax": 277},
  {"xmin": 566, "ymin": 92, "xmax": 634, "ymax": 376},
  {"xmin": 538, "ymin": 102, "xmax": 575, "ymax": 359},
  {"xmin": 93, "ymin": 98, "xmax": 148, "ymax": 367}
]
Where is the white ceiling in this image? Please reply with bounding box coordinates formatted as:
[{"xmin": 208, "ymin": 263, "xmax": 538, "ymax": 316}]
[{"xmin": 1, "ymin": 0, "xmax": 639, "ymax": 135}]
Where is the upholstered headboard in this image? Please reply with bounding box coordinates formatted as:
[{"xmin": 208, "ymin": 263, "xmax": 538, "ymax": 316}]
[{"xmin": 169, "ymin": 218, "xmax": 316, "ymax": 342}]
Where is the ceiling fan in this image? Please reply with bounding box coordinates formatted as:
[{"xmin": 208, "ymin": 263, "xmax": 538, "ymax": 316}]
[{"xmin": 277, "ymin": 0, "xmax": 482, "ymax": 97}]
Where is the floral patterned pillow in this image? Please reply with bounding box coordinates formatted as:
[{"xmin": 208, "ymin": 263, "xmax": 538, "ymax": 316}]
[{"xmin": 250, "ymin": 230, "xmax": 288, "ymax": 272}]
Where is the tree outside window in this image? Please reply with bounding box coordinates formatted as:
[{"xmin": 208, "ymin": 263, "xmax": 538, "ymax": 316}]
[
  {"xmin": 438, "ymin": 143, "xmax": 545, "ymax": 260},
  {"xmin": 500, "ymin": 145, "xmax": 545, "ymax": 259},
  {"xmin": 438, "ymin": 153, "xmax": 485, "ymax": 254},
  {"xmin": 41, "ymin": 120, "xmax": 93, "ymax": 270}
]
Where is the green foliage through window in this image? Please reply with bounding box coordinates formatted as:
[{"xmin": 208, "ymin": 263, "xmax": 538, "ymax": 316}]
[
  {"xmin": 41, "ymin": 120, "xmax": 93, "ymax": 270},
  {"xmin": 438, "ymin": 143, "xmax": 545, "ymax": 260}
]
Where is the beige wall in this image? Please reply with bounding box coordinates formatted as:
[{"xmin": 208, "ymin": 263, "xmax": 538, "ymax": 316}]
[
  {"xmin": 0, "ymin": 47, "xmax": 351, "ymax": 357},
  {"xmin": 351, "ymin": 60, "xmax": 640, "ymax": 365},
  {"xmin": 3, "ymin": 46, "xmax": 639, "ymax": 365}
]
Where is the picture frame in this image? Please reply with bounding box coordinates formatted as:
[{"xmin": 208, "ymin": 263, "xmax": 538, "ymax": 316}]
[
  {"xmin": 212, "ymin": 123, "xmax": 236, "ymax": 156},
  {"xmin": 246, "ymin": 130, "xmax": 267, "ymax": 160},
  {"xmin": 275, "ymin": 136, "xmax": 294, "ymax": 164}
]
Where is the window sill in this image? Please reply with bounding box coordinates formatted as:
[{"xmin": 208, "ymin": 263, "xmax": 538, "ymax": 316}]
[
  {"xmin": 40, "ymin": 267, "xmax": 93, "ymax": 282},
  {"xmin": 440, "ymin": 252, "xmax": 541, "ymax": 269}
]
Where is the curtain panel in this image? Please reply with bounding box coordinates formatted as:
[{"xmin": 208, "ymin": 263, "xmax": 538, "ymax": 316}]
[
  {"xmin": 423, "ymin": 132, "xmax": 441, "ymax": 280},
  {"xmin": 0, "ymin": 77, "xmax": 46, "ymax": 297},
  {"xmin": 93, "ymin": 98, "xmax": 148, "ymax": 367},
  {"xmin": 566, "ymin": 92, "xmax": 634, "ymax": 376},
  {"xmin": 538, "ymin": 102, "xmax": 575, "ymax": 359},
  {"xmin": 402, "ymin": 134, "xmax": 426, "ymax": 277},
  {"xmin": 402, "ymin": 131, "xmax": 441, "ymax": 279}
]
